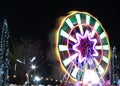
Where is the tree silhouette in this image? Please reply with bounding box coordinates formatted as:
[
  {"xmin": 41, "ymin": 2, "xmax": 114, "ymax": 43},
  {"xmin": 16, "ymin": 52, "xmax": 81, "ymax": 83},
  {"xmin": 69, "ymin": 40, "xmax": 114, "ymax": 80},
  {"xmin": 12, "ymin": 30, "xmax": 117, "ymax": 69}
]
[
  {"xmin": 9, "ymin": 37, "xmax": 47, "ymax": 84},
  {"xmin": 0, "ymin": 19, "xmax": 9, "ymax": 86},
  {"xmin": 47, "ymin": 29, "xmax": 64, "ymax": 81}
]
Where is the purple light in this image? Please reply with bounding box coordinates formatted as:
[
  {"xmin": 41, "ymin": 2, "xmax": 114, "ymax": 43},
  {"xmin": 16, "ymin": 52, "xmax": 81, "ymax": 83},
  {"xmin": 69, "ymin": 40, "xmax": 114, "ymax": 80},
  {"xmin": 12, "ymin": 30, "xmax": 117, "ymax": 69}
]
[{"xmin": 73, "ymin": 30, "xmax": 98, "ymax": 63}]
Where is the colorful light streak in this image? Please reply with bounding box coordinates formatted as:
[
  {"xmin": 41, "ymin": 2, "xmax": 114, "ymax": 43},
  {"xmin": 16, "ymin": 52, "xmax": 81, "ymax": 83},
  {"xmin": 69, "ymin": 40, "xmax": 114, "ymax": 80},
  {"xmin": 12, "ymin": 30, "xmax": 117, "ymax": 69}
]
[{"xmin": 55, "ymin": 11, "xmax": 111, "ymax": 83}]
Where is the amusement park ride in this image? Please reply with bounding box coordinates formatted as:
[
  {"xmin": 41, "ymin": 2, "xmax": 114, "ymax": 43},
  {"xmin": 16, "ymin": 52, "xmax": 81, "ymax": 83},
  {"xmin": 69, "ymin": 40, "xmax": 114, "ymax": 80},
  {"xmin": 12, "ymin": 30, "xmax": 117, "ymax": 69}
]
[{"xmin": 55, "ymin": 11, "xmax": 112, "ymax": 86}]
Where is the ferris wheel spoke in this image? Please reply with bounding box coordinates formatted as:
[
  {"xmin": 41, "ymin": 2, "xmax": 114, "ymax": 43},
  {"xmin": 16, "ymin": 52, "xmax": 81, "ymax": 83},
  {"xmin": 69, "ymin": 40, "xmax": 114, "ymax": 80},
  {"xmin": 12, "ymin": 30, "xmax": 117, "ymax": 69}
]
[
  {"xmin": 66, "ymin": 18, "xmax": 74, "ymax": 29},
  {"xmin": 95, "ymin": 45, "xmax": 109, "ymax": 50},
  {"xmin": 71, "ymin": 67, "xmax": 78, "ymax": 78},
  {"xmin": 75, "ymin": 14, "xmax": 84, "ymax": 35},
  {"xmin": 100, "ymin": 32, "xmax": 106, "ymax": 39},
  {"xmin": 94, "ymin": 61, "xmax": 106, "ymax": 84},
  {"xmin": 92, "ymin": 59, "xmax": 101, "ymax": 77},
  {"xmin": 63, "ymin": 53, "xmax": 78, "ymax": 67},
  {"xmin": 86, "ymin": 15, "xmax": 90, "ymax": 25},
  {"xmin": 60, "ymin": 29, "xmax": 77, "ymax": 43},
  {"xmin": 102, "ymin": 56, "xmax": 109, "ymax": 64},
  {"xmin": 59, "ymin": 45, "xmax": 68, "ymax": 51},
  {"xmin": 98, "ymin": 65, "xmax": 105, "ymax": 75},
  {"xmin": 90, "ymin": 21, "xmax": 99, "ymax": 38},
  {"xmin": 77, "ymin": 71, "xmax": 83, "ymax": 81},
  {"xmin": 93, "ymin": 58, "xmax": 104, "ymax": 75}
]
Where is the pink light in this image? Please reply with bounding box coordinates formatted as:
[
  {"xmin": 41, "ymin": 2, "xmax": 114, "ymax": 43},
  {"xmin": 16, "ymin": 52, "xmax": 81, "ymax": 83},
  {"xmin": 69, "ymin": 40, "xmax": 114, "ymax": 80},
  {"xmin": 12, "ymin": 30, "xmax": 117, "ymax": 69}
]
[
  {"xmin": 72, "ymin": 30, "xmax": 98, "ymax": 63},
  {"xmin": 74, "ymin": 70, "xmax": 101, "ymax": 86}
]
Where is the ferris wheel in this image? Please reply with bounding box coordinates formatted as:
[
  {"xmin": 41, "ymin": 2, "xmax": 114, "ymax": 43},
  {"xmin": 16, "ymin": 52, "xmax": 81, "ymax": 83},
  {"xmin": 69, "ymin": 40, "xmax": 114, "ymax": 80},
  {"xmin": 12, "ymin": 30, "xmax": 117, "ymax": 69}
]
[{"xmin": 55, "ymin": 11, "xmax": 111, "ymax": 84}]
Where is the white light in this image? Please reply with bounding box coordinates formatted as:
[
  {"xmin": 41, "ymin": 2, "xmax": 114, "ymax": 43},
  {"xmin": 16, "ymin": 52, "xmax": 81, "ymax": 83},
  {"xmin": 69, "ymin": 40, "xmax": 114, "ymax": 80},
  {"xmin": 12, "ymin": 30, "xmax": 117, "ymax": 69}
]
[
  {"xmin": 90, "ymin": 21, "xmax": 99, "ymax": 38},
  {"xmin": 100, "ymin": 32, "xmax": 106, "ymax": 39},
  {"xmin": 75, "ymin": 14, "xmax": 84, "ymax": 35},
  {"xmin": 71, "ymin": 67, "xmax": 78, "ymax": 78},
  {"xmin": 34, "ymin": 76, "xmax": 41, "ymax": 82},
  {"xmin": 102, "ymin": 56, "xmax": 108, "ymax": 64},
  {"xmin": 63, "ymin": 53, "xmax": 78, "ymax": 66},
  {"xmin": 13, "ymin": 75, "xmax": 16, "ymax": 78},
  {"xmin": 16, "ymin": 59, "xmax": 23, "ymax": 63},
  {"xmin": 60, "ymin": 29, "xmax": 77, "ymax": 43},
  {"xmin": 31, "ymin": 57, "xmax": 36, "ymax": 62},
  {"xmin": 31, "ymin": 64, "xmax": 36, "ymax": 69},
  {"xmin": 59, "ymin": 45, "xmax": 68, "ymax": 51},
  {"xmin": 14, "ymin": 64, "xmax": 16, "ymax": 71},
  {"xmin": 95, "ymin": 45, "xmax": 109, "ymax": 50},
  {"xmin": 93, "ymin": 58, "xmax": 105, "ymax": 75},
  {"xmin": 118, "ymin": 80, "xmax": 120, "ymax": 85},
  {"xmin": 66, "ymin": 18, "xmax": 74, "ymax": 29},
  {"xmin": 83, "ymin": 70, "xmax": 99, "ymax": 84},
  {"xmin": 46, "ymin": 78, "xmax": 48, "ymax": 80},
  {"xmin": 86, "ymin": 15, "xmax": 90, "ymax": 24}
]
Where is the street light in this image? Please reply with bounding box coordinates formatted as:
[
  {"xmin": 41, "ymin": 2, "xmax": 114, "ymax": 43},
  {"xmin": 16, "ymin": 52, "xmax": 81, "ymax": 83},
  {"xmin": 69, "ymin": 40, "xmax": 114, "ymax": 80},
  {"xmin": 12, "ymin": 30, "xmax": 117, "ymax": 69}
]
[
  {"xmin": 16, "ymin": 57, "xmax": 36, "ymax": 85},
  {"xmin": 34, "ymin": 76, "xmax": 41, "ymax": 81},
  {"xmin": 34, "ymin": 76, "xmax": 41, "ymax": 85},
  {"xmin": 31, "ymin": 64, "xmax": 36, "ymax": 70},
  {"xmin": 16, "ymin": 59, "xmax": 23, "ymax": 64},
  {"xmin": 31, "ymin": 64, "xmax": 36, "ymax": 78}
]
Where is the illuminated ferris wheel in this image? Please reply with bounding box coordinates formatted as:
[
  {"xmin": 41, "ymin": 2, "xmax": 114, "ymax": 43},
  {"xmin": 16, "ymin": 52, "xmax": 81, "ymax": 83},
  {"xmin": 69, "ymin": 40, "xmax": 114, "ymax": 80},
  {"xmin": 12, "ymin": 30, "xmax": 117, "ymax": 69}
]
[{"xmin": 55, "ymin": 11, "xmax": 111, "ymax": 84}]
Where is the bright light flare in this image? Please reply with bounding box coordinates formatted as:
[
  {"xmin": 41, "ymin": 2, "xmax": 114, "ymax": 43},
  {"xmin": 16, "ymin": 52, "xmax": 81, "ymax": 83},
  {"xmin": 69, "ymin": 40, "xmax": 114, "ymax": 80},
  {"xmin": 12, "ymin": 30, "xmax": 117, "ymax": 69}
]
[
  {"xmin": 34, "ymin": 76, "xmax": 41, "ymax": 82},
  {"xmin": 83, "ymin": 69, "xmax": 99, "ymax": 85},
  {"xmin": 31, "ymin": 64, "xmax": 36, "ymax": 69}
]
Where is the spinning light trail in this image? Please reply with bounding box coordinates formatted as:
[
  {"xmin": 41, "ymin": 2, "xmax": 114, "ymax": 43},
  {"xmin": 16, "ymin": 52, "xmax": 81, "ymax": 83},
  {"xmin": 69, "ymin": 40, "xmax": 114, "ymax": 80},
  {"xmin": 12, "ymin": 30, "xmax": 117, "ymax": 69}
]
[{"xmin": 55, "ymin": 11, "xmax": 111, "ymax": 85}]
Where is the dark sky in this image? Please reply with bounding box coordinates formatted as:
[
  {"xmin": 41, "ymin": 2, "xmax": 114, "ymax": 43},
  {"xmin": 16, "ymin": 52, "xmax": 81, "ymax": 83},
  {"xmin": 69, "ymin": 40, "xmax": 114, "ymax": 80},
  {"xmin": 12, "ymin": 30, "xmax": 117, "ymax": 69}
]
[{"xmin": 0, "ymin": 0, "xmax": 120, "ymax": 50}]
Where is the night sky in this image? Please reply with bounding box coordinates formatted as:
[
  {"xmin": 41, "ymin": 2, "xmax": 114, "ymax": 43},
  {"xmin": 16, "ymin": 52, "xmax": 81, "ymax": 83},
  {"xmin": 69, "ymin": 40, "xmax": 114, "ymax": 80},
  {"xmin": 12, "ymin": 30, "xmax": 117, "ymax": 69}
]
[{"xmin": 0, "ymin": 0, "xmax": 120, "ymax": 50}]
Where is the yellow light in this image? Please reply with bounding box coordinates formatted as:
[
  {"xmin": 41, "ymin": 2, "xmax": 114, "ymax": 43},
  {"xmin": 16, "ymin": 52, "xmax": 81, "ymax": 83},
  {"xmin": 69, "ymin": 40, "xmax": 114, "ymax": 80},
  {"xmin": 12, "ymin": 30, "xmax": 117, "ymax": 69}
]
[
  {"xmin": 46, "ymin": 78, "xmax": 48, "ymax": 80},
  {"xmin": 13, "ymin": 75, "xmax": 16, "ymax": 78}
]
